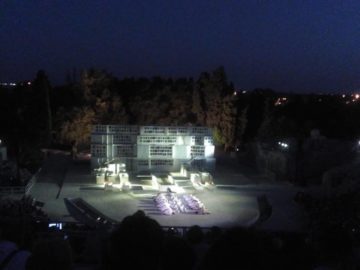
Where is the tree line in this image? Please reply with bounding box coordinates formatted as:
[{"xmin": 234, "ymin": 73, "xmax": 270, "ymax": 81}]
[{"xmin": 1, "ymin": 67, "xmax": 360, "ymax": 170}]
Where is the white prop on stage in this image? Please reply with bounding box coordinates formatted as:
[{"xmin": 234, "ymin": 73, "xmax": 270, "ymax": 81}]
[{"xmin": 154, "ymin": 192, "xmax": 209, "ymax": 215}]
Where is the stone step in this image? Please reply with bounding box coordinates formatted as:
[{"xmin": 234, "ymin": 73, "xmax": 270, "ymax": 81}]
[
  {"xmin": 173, "ymin": 179, "xmax": 191, "ymax": 182},
  {"xmin": 175, "ymin": 181, "xmax": 192, "ymax": 187},
  {"xmin": 172, "ymin": 176, "xmax": 190, "ymax": 180}
]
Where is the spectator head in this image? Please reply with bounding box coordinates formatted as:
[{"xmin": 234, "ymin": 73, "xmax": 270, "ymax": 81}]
[
  {"xmin": 26, "ymin": 239, "xmax": 72, "ymax": 270},
  {"xmin": 106, "ymin": 211, "xmax": 164, "ymax": 270},
  {"xmin": 186, "ymin": 225, "xmax": 204, "ymax": 245},
  {"xmin": 161, "ymin": 236, "xmax": 196, "ymax": 270}
]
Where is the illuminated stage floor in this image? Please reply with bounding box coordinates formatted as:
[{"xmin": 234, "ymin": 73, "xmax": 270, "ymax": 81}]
[
  {"xmin": 29, "ymin": 155, "xmax": 304, "ymax": 231},
  {"xmin": 30, "ymin": 183, "xmax": 259, "ymax": 228}
]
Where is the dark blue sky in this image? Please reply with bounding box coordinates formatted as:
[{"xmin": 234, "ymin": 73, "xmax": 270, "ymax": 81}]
[{"xmin": 1, "ymin": 0, "xmax": 360, "ymax": 92}]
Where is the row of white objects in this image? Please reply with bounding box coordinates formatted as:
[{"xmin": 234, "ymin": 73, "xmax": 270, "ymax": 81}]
[
  {"xmin": 154, "ymin": 193, "xmax": 205, "ymax": 215},
  {"xmin": 182, "ymin": 194, "xmax": 204, "ymax": 210},
  {"xmin": 154, "ymin": 193, "xmax": 175, "ymax": 215}
]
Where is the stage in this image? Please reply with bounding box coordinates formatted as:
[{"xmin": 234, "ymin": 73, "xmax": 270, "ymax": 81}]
[
  {"xmin": 30, "ymin": 182, "xmax": 260, "ymax": 228},
  {"xmin": 27, "ymin": 154, "xmax": 305, "ymax": 231}
]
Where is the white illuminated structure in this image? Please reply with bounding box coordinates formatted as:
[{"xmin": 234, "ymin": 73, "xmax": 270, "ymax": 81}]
[{"xmin": 91, "ymin": 125, "xmax": 215, "ymax": 173}]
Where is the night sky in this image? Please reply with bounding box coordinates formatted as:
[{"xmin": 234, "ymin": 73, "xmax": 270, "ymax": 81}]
[{"xmin": 1, "ymin": 0, "xmax": 360, "ymax": 93}]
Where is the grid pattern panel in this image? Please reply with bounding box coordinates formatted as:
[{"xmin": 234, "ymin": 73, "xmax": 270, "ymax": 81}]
[
  {"xmin": 91, "ymin": 135, "xmax": 104, "ymax": 144},
  {"xmin": 204, "ymin": 136, "xmax": 213, "ymax": 145},
  {"xmin": 93, "ymin": 125, "xmax": 107, "ymax": 133},
  {"xmin": 142, "ymin": 126, "xmax": 166, "ymax": 134},
  {"xmin": 115, "ymin": 145, "xmax": 134, "ymax": 157},
  {"xmin": 91, "ymin": 125, "xmax": 214, "ymax": 170},
  {"xmin": 191, "ymin": 136, "xmax": 204, "ymax": 145},
  {"xmin": 167, "ymin": 127, "xmax": 178, "ymax": 135},
  {"xmin": 139, "ymin": 136, "xmax": 177, "ymax": 144},
  {"xmin": 109, "ymin": 125, "xmax": 139, "ymax": 134},
  {"xmin": 91, "ymin": 145, "xmax": 107, "ymax": 157},
  {"xmin": 191, "ymin": 127, "xmax": 211, "ymax": 135},
  {"xmin": 137, "ymin": 160, "xmax": 149, "ymax": 166},
  {"xmin": 150, "ymin": 159, "xmax": 173, "ymax": 166},
  {"xmin": 150, "ymin": 146, "xmax": 172, "ymax": 157},
  {"xmin": 113, "ymin": 134, "xmax": 133, "ymax": 144},
  {"xmin": 191, "ymin": 146, "xmax": 205, "ymax": 158},
  {"xmin": 177, "ymin": 127, "xmax": 188, "ymax": 135}
]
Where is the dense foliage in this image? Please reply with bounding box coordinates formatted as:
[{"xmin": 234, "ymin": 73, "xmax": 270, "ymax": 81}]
[{"xmin": 1, "ymin": 67, "xmax": 360, "ymax": 170}]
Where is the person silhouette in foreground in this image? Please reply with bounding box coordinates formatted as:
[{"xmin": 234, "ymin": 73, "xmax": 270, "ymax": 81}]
[
  {"xmin": 0, "ymin": 219, "xmax": 32, "ymax": 270},
  {"xmin": 0, "ymin": 239, "xmax": 31, "ymax": 270},
  {"xmin": 105, "ymin": 210, "xmax": 164, "ymax": 270},
  {"xmin": 161, "ymin": 235, "xmax": 196, "ymax": 270},
  {"xmin": 199, "ymin": 228, "xmax": 279, "ymax": 270},
  {"xmin": 26, "ymin": 238, "xmax": 72, "ymax": 270}
]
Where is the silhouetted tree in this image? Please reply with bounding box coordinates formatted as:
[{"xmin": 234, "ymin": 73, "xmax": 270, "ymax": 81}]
[
  {"xmin": 33, "ymin": 70, "xmax": 53, "ymax": 146},
  {"xmin": 235, "ymin": 106, "xmax": 248, "ymax": 146}
]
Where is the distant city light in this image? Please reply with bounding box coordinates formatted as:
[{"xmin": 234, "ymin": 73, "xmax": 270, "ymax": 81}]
[
  {"xmin": 233, "ymin": 91, "xmax": 237, "ymax": 96},
  {"xmin": 27, "ymin": 81, "xmax": 31, "ymax": 85},
  {"xmin": 242, "ymin": 90, "xmax": 247, "ymax": 94},
  {"xmin": 278, "ymin": 141, "xmax": 289, "ymax": 149},
  {"xmin": 355, "ymin": 94, "xmax": 359, "ymax": 99},
  {"xmin": 342, "ymin": 94, "xmax": 346, "ymax": 98},
  {"xmin": 274, "ymin": 97, "xmax": 288, "ymax": 106},
  {"xmin": 0, "ymin": 82, "xmax": 16, "ymax": 87}
]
